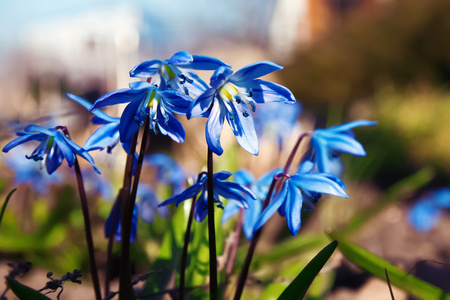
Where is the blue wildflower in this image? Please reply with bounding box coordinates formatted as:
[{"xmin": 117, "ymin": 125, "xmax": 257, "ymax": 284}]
[
  {"xmin": 129, "ymin": 50, "xmax": 229, "ymax": 97},
  {"xmin": 104, "ymin": 194, "xmax": 138, "ymax": 242},
  {"xmin": 254, "ymin": 161, "xmax": 348, "ymax": 236},
  {"xmin": 188, "ymin": 61, "xmax": 296, "ymax": 155},
  {"xmin": 3, "ymin": 146, "xmax": 63, "ymax": 194},
  {"xmin": 311, "ymin": 120, "xmax": 377, "ymax": 173},
  {"xmin": 222, "ymin": 169, "xmax": 280, "ymax": 240},
  {"xmin": 2, "ymin": 124, "xmax": 100, "ymax": 175},
  {"xmin": 144, "ymin": 153, "xmax": 187, "ymax": 194},
  {"xmin": 159, "ymin": 171, "xmax": 257, "ymax": 222},
  {"xmin": 91, "ymin": 81, "xmax": 192, "ymax": 144},
  {"xmin": 408, "ymin": 188, "xmax": 450, "ymax": 233}
]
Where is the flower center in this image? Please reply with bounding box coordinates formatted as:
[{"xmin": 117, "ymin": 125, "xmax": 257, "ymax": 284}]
[{"xmin": 219, "ymin": 83, "xmax": 238, "ymax": 102}]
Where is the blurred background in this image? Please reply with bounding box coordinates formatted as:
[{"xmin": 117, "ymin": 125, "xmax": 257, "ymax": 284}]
[{"xmin": 1, "ymin": 0, "xmax": 450, "ymax": 299}]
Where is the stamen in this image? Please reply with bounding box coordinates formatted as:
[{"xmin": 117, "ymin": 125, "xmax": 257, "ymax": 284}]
[
  {"xmin": 242, "ymin": 112, "xmax": 249, "ymax": 117},
  {"xmin": 247, "ymin": 88, "xmax": 253, "ymax": 97}
]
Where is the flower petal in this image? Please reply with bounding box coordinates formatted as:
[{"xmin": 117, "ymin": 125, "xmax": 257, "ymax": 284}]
[
  {"xmin": 229, "ymin": 61, "xmax": 283, "ymax": 83},
  {"xmin": 92, "ymin": 88, "xmax": 146, "ymax": 110},
  {"xmin": 159, "ymin": 90, "xmax": 192, "ymax": 115},
  {"xmin": 226, "ymin": 101, "xmax": 259, "ymax": 155},
  {"xmin": 327, "ymin": 120, "xmax": 377, "ymax": 132},
  {"xmin": 2, "ymin": 133, "xmax": 42, "ymax": 153},
  {"xmin": 246, "ymin": 79, "xmax": 296, "ymax": 104},
  {"xmin": 210, "ymin": 66, "xmax": 233, "ymax": 89},
  {"xmin": 119, "ymin": 100, "xmax": 142, "ymax": 144},
  {"xmin": 205, "ymin": 98, "xmax": 225, "ymax": 155},
  {"xmin": 129, "ymin": 59, "xmax": 163, "ymax": 78},
  {"xmin": 187, "ymin": 88, "xmax": 215, "ymax": 119},
  {"xmin": 285, "ymin": 181, "xmax": 303, "ymax": 236},
  {"xmin": 156, "ymin": 105, "xmax": 186, "ymax": 143},
  {"xmin": 253, "ymin": 180, "xmax": 289, "ymax": 232},
  {"xmin": 184, "ymin": 55, "xmax": 230, "ymax": 70},
  {"xmin": 168, "ymin": 51, "xmax": 193, "ymax": 65},
  {"xmin": 291, "ymin": 174, "xmax": 348, "ymax": 198}
]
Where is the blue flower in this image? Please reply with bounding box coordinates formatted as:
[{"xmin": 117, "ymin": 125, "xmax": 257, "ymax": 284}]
[
  {"xmin": 159, "ymin": 171, "xmax": 257, "ymax": 222},
  {"xmin": 144, "ymin": 153, "xmax": 187, "ymax": 194},
  {"xmin": 104, "ymin": 184, "xmax": 170, "ymax": 242},
  {"xmin": 311, "ymin": 120, "xmax": 377, "ymax": 173},
  {"xmin": 2, "ymin": 124, "xmax": 100, "ymax": 175},
  {"xmin": 408, "ymin": 188, "xmax": 450, "ymax": 233},
  {"xmin": 221, "ymin": 168, "xmax": 280, "ymax": 240},
  {"xmin": 129, "ymin": 50, "xmax": 229, "ymax": 97},
  {"xmin": 254, "ymin": 161, "xmax": 348, "ymax": 236},
  {"xmin": 91, "ymin": 81, "xmax": 192, "ymax": 144},
  {"xmin": 188, "ymin": 61, "xmax": 296, "ymax": 156},
  {"xmin": 3, "ymin": 146, "xmax": 63, "ymax": 194}
]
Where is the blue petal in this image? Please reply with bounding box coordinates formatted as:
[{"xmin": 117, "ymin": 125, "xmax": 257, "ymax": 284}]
[
  {"xmin": 67, "ymin": 93, "xmax": 118, "ymax": 123},
  {"xmin": 253, "ymin": 180, "xmax": 289, "ymax": 232},
  {"xmin": 194, "ymin": 191, "xmax": 209, "ymax": 222},
  {"xmin": 285, "ymin": 181, "xmax": 303, "ymax": 236},
  {"xmin": 45, "ymin": 145, "xmax": 64, "ymax": 174},
  {"xmin": 84, "ymin": 123, "xmax": 120, "ymax": 151},
  {"xmin": 221, "ymin": 202, "xmax": 240, "ymax": 224},
  {"xmin": 187, "ymin": 88, "xmax": 215, "ymax": 119},
  {"xmin": 156, "ymin": 105, "xmax": 186, "ymax": 143},
  {"xmin": 297, "ymin": 160, "xmax": 315, "ymax": 174},
  {"xmin": 327, "ymin": 120, "xmax": 377, "ymax": 132},
  {"xmin": 245, "ymin": 79, "xmax": 296, "ymax": 104},
  {"xmin": 92, "ymin": 88, "xmax": 146, "ymax": 110},
  {"xmin": 243, "ymin": 199, "xmax": 262, "ymax": 240},
  {"xmin": 205, "ymin": 98, "xmax": 225, "ymax": 155},
  {"xmin": 159, "ymin": 90, "xmax": 192, "ymax": 115},
  {"xmin": 159, "ymin": 181, "xmax": 204, "ymax": 207},
  {"xmin": 315, "ymin": 132, "xmax": 367, "ymax": 156},
  {"xmin": 290, "ymin": 174, "xmax": 348, "ymax": 198},
  {"xmin": 24, "ymin": 125, "xmax": 56, "ymax": 136},
  {"xmin": 226, "ymin": 101, "xmax": 259, "ymax": 155},
  {"xmin": 168, "ymin": 51, "xmax": 193, "ymax": 65},
  {"xmin": 229, "ymin": 61, "xmax": 283, "ymax": 83},
  {"xmin": 213, "ymin": 171, "xmax": 233, "ymax": 181},
  {"xmin": 129, "ymin": 81, "xmax": 153, "ymax": 90},
  {"xmin": 233, "ymin": 169, "xmax": 255, "ymax": 186},
  {"xmin": 129, "ymin": 59, "xmax": 163, "ymax": 78},
  {"xmin": 2, "ymin": 133, "xmax": 42, "ymax": 153},
  {"xmin": 210, "ymin": 66, "xmax": 233, "ymax": 89},
  {"xmin": 53, "ymin": 133, "xmax": 75, "ymax": 167},
  {"xmin": 184, "ymin": 55, "xmax": 230, "ymax": 70},
  {"xmin": 119, "ymin": 99, "xmax": 142, "ymax": 144}
]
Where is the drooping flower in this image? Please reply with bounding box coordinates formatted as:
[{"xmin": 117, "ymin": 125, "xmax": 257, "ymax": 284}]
[
  {"xmin": 188, "ymin": 61, "xmax": 296, "ymax": 155},
  {"xmin": 144, "ymin": 153, "xmax": 188, "ymax": 194},
  {"xmin": 159, "ymin": 171, "xmax": 257, "ymax": 222},
  {"xmin": 2, "ymin": 124, "xmax": 100, "ymax": 175},
  {"xmin": 91, "ymin": 81, "xmax": 192, "ymax": 144},
  {"xmin": 310, "ymin": 120, "xmax": 377, "ymax": 173},
  {"xmin": 221, "ymin": 168, "xmax": 280, "ymax": 240},
  {"xmin": 129, "ymin": 50, "xmax": 229, "ymax": 97},
  {"xmin": 254, "ymin": 161, "xmax": 348, "ymax": 236},
  {"xmin": 408, "ymin": 188, "xmax": 450, "ymax": 233},
  {"xmin": 3, "ymin": 146, "xmax": 63, "ymax": 194}
]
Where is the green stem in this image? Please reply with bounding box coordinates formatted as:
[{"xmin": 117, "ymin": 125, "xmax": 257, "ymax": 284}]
[{"xmin": 207, "ymin": 148, "xmax": 218, "ymax": 299}]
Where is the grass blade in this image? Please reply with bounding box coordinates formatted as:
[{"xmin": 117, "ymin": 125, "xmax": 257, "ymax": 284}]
[
  {"xmin": 278, "ymin": 240, "xmax": 338, "ymax": 300},
  {"xmin": 0, "ymin": 188, "xmax": 16, "ymax": 229}
]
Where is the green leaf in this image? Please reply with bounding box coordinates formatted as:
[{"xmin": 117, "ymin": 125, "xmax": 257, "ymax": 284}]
[
  {"xmin": 7, "ymin": 279, "xmax": 51, "ymax": 300},
  {"xmin": 278, "ymin": 240, "xmax": 338, "ymax": 300},
  {"xmin": 330, "ymin": 234, "xmax": 450, "ymax": 300},
  {"xmin": 0, "ymin": 188, "xmax": 16, "ymax": 230}
]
